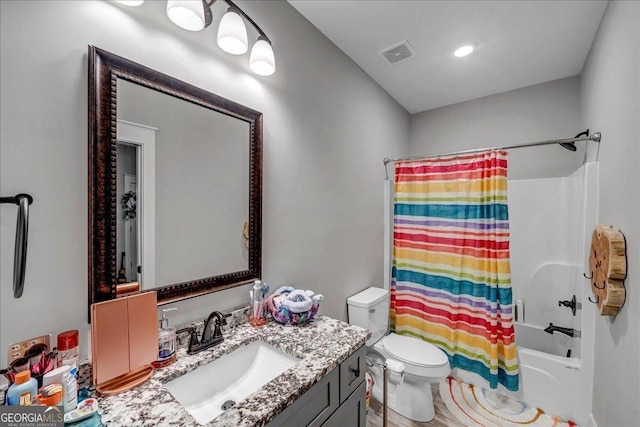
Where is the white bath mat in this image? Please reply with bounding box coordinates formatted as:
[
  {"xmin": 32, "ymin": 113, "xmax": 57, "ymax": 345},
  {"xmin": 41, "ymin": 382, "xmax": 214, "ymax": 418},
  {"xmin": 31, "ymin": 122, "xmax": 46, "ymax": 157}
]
[{"xmin": 439, "ymin": 376, "xmax": 579, "ymax": 427}]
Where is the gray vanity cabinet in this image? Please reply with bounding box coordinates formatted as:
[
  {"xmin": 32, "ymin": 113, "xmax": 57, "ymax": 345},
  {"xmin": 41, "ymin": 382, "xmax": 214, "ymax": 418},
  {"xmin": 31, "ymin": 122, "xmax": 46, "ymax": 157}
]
[
  {"xmin": 267, "ymin": 346, "xmax": 366, "ymax": 427},
  {"xmin": 339, "ymin": 344, "xmax": 366, "ymax": 404},
  {"xmin": 322, "ymin": 381, "xmax": 366, "ymax": 427}
]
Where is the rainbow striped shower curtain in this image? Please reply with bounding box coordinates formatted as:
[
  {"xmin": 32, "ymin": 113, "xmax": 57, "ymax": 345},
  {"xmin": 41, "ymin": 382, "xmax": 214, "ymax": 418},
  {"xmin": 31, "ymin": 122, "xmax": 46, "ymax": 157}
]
[{"xmin": 390, "ymin": 150, "xmax": 519, "ymax": 391}]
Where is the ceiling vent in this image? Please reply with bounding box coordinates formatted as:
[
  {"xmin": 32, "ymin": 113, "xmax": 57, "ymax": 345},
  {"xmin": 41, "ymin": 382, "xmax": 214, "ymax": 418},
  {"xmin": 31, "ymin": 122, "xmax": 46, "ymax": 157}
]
[{"xmin": 379, "ymin": 40, "xmax": 417, "ymax": 65}]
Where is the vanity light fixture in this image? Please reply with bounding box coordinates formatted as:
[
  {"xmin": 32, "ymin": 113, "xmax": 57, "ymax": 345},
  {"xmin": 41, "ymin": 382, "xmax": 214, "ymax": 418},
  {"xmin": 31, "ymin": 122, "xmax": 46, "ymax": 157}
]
[
  {"xmin": 121, "ymin": 0, "xmax": 275, "ymax": 75},
  {"xmin": 454, "ymin": 45, "xmax": 474, "ymax": 58}
]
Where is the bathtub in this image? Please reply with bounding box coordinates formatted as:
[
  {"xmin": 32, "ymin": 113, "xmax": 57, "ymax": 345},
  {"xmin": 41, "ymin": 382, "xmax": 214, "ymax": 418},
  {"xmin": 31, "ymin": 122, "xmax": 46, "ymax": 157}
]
[
  {"xmin": 452, "ymin": 268, "xmax": 591, "ymax": 424},
  {"xmin": 514, "ymin": 322, "xmax": 580, "ymax": 359},
  {"xmin": 514, "ymin": 323, "xmax": 586, "ymax": 425},
  {"xmin": 451, "ymin": 340, "xmax": 586, "ymax": 426}
]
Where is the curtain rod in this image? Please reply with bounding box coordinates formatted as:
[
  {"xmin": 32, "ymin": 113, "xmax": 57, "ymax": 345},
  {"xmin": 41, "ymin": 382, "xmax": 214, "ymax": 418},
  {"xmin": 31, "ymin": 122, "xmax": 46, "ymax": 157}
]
[{"xmin": 383, "ymin": 130, "xmax": 601, "ymax": 180}]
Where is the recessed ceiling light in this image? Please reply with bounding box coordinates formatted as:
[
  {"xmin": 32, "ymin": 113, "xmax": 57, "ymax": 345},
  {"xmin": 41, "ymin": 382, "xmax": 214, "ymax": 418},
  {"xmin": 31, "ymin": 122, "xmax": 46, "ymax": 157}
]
[{"xmin": 454, "ymin": 45, "xmax": 474, "ymax": 58}]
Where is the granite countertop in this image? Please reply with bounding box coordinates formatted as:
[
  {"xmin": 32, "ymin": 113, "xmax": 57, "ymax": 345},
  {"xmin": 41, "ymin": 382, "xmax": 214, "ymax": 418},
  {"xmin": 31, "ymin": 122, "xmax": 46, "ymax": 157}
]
[{"xmin": 91, "ymin": 315, "xmax": 370, "ymax": 427}]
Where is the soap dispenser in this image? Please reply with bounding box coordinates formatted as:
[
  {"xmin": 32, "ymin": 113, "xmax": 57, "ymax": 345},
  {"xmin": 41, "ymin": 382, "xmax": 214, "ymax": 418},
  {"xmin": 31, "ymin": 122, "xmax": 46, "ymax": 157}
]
[{"xmin": 153, "ymin": 308, "xmax": 177, "ymax": 368}]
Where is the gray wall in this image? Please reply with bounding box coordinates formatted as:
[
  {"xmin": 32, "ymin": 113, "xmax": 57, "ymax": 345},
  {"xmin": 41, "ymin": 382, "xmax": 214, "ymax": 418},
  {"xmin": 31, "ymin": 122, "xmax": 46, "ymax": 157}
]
[
  {"xmin": 410, "ymin": 76, "xmax": 583, "ymax": 180},
  {"xmin": 0, "ymin": 0, "xmax": 410, "ymax": 368},
  {"xmin": 580, "ymin": 1, "xmax": 640, "ymax": 425}
]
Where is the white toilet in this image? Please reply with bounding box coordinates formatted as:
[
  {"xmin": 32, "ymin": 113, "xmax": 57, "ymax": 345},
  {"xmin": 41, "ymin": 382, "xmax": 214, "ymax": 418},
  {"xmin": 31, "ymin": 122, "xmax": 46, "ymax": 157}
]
[{"xmin": 347, "ymin": 287, "xmax": 450, "ymax": 422}]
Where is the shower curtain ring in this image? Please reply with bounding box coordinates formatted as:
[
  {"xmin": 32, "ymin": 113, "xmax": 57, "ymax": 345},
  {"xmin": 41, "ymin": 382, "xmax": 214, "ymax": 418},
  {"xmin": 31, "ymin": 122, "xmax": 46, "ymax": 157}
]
[
  {"xmin": 588, "ymin": 295, "xmax": 599, "ymax": 304},
  {"xmin": 583, "ymin": 271, "xmax": 593, "ymax": 279}
]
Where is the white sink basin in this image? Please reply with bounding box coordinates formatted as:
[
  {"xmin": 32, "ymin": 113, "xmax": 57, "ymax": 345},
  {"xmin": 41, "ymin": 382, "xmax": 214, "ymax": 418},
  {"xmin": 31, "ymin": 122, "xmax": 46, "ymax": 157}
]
[{"xmin": 165, "ymin": 340, "xmax": 300, "ymax": 425}]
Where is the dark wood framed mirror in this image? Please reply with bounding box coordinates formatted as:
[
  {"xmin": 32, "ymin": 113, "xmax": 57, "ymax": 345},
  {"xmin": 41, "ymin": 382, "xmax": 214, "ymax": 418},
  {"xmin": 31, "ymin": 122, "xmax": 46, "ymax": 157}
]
[{"xmin": 88, "ymin": 46, "xmax": 262, "ymax": 315}]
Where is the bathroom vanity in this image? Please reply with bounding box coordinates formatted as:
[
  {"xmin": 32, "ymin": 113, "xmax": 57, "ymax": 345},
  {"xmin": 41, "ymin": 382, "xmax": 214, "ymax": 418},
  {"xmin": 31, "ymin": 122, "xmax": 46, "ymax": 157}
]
[{"xmin": 86, "ymin": 316, "xmax": 369, "ymax": 426}]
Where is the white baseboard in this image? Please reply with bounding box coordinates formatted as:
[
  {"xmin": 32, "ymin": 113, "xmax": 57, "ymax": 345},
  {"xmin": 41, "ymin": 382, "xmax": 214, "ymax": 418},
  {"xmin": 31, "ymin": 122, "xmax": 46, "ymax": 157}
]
[{"xmin": 587, "ymin": 414, "xmax": 598, "ymax": 427}]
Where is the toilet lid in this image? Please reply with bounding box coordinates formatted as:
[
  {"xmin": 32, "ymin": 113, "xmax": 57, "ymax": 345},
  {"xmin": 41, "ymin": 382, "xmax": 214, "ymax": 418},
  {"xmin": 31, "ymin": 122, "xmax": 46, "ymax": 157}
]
[{"xmin": 382, "ymin": 333, "xmax": 449, "ymax": 367}]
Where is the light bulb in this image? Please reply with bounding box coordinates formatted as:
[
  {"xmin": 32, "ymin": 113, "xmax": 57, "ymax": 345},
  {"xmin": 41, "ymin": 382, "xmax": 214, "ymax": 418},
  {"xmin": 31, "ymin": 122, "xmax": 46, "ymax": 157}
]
[
  {"xmin": 250, "ymin": 38, "xmax": 275, "ymax": 76},
  {"xmin": 217, "ymin": 9, "xmax": 248, "ymax": 55},
  {"xmin": 116, "ymin": 0, "xmax": 145, "ymax": 6},
  {"xmin": 166, "ymin": 0, "xmax": 206, "ymax": 32}
]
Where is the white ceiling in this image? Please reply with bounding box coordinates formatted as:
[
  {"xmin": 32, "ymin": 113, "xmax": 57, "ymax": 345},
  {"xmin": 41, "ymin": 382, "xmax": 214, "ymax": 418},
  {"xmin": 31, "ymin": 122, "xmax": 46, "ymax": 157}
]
[{"xmin": 288, "ymin": 1, "xmax": 608, "ymax": 114}]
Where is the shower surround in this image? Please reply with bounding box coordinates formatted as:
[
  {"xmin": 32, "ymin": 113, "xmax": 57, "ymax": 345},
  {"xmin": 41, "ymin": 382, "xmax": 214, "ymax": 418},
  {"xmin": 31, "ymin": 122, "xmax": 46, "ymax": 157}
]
[{"xmin": 452, "ymin": 162, "xmax": 598, "ymax": 426}]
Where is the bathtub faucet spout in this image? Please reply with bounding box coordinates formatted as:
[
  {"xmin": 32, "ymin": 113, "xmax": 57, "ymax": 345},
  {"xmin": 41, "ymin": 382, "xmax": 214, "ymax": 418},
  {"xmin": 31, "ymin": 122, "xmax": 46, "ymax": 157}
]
[{"xmin": 544, "ymin": 323, "xmax": 579, "ymax": 338}]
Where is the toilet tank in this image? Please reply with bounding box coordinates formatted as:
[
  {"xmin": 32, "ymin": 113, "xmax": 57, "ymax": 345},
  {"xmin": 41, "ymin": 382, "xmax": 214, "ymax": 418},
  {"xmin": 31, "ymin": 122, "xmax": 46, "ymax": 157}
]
[{"xmin": 347, "ymin": 287, "xmax": 389, "ymax": 346}]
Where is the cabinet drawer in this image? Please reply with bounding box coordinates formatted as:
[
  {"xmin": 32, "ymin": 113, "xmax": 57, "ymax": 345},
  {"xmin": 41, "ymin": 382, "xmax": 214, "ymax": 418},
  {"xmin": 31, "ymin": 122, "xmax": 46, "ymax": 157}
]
[
  {"xmin": 339, "ymin": 345, "xmax": 366, "ymax": 404},
  {"xmin": 267, "ymin": 367, "xmax": 339, "ymax": 427},
  {"xmin": 322, "ymin": 380, "xmax": 366, "ymax": 427}
]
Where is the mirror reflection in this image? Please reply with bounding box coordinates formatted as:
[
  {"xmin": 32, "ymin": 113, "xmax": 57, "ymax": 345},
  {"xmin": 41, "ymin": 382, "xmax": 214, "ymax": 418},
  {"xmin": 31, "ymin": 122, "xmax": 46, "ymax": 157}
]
[
  {"xmin": 88, "ymin": 46, "xmax": 262, "ymax": 308},
  {"xmin": 115, "ymin": 79, "xmax": 250, "ymax": 290}
]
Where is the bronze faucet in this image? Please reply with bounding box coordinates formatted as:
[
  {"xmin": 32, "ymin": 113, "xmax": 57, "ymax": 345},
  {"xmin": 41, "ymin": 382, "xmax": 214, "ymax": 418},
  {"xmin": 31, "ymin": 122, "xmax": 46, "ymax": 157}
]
[
  {"xmin": 188, "ymin": 311, "xmax": 227, "ymax": 354},
  {"xmin": 544, "ymin": 323, "xmax": 580, "ymax": 338}
]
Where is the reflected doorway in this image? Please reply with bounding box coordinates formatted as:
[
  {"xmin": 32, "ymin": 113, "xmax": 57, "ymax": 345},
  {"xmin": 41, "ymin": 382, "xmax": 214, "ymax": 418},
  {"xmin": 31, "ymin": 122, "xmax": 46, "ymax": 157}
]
[
  {"xmin": 123, "ymin": 172, "xmax": 138, "ymax": 283},
  {"xmin": 116, "ymin": 119, "xmax": 157, "ymax": 290},
  {"xmin": 116, "ymin": 143, "xmax": 139, "ymax": 284}
]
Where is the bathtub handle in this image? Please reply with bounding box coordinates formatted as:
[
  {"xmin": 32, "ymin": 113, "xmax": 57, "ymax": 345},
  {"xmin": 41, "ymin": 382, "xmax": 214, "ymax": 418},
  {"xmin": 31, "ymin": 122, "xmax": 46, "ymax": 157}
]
[{"xmin": 558, "ymin": 295, "xmax": 577, "ymax": 316}]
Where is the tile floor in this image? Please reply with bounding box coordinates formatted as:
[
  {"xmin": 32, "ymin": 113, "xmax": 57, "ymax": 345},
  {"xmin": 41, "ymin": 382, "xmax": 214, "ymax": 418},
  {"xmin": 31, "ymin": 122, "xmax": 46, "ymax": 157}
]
[{"xmin": 365, "ymin": 384, "xmax": 465, "ymax": 427}]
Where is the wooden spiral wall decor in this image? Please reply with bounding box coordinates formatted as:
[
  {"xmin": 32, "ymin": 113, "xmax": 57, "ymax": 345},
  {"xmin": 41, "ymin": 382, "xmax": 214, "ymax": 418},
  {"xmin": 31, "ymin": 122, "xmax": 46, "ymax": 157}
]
[{"xmin": 589, "ymin": 225, "xmax": 627, "ymax": 315}]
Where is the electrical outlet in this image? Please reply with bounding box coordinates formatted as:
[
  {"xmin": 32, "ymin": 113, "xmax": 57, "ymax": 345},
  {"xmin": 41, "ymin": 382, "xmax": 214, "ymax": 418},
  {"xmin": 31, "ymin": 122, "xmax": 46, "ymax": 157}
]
[{"xmin": 6, "ymin": 335, "xmax": 51, "ymax": 365}]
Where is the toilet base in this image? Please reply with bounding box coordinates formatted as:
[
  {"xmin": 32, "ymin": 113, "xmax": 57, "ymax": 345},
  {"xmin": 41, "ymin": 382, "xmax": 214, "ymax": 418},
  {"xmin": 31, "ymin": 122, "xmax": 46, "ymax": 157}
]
[{"xmin": 367, "ymin": 353, "xmax": 437, "ymax": 422}]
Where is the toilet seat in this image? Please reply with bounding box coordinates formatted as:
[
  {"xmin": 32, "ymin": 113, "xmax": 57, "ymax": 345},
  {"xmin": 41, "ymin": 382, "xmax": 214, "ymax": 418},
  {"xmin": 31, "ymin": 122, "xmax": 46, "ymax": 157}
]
[{"xmin": 381, "ymin": 333, "xmax": 449, "ymax": 368}]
